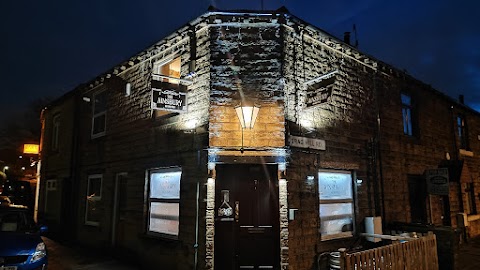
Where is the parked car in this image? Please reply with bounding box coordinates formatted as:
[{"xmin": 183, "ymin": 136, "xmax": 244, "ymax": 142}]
[{"xmin": 0, "ymin": 205, "xmax": 48, "ymax": 269}]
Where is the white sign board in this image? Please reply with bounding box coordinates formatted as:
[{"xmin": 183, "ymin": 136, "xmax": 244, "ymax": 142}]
[
  {"xmin": 288, "ymin": 135, "xmax": 326, "ymax": 150},
  {"xmin": 426, "ymin": 168, "xmax": 449, "ymax": 195}
]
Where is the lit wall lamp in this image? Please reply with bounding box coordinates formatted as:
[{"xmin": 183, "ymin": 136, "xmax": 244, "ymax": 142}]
[
  {"xmin": 235, "ymin": 103, "xmax": 260, "ymax": 129},
  {"xmin": 235, "ymin": 102, "xmax": 260, "ymax": 152}
]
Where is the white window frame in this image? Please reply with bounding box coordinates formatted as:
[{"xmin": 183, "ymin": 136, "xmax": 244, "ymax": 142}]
[
  {"xmin": 152, "ymin": 56, "xmax": 181, "ymax": 84},
  {"xmin": 318, "ymin": 169, "xmax": 355, "ymax": 241},
  {"xmin": 91, "ymin": 91, "xmax": 107, "ymax": 138},
  {"xmin": 146, "ymin": 167, "xmax": 181, "ymax": 238},
  {"xmin": 52, "ymin": 114, "xmax": 60, "ymax": 150},
  {"xmin": 85, "ymin": 174, "xmax": 103, "ymax": 226}
]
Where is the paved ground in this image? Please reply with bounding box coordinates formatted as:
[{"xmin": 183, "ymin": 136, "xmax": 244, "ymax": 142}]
[
  {"xmin": 43, "ymin": 235, "xmax": 480, "ymax": 270},
  {"xmin": 43, "ymin": 237, "xmax": 138, "ymax": 270},
  {"xmin": 456, "ymin": 236, "xmax": 480, "ymax": 270}
]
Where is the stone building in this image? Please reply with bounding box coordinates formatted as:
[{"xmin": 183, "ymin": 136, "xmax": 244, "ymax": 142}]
[{"xmin": 39, "ymin": 7, "xmax": 480, "ymax": 270}]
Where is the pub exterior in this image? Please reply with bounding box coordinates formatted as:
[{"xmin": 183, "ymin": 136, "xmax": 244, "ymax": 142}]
[{"xmin": 39, "ymin": 7, "xmax": 480, "ymax": 270}]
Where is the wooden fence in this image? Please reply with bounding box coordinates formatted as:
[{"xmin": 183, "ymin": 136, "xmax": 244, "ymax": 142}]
[{"xmin": 339, "ymin": 234, "xmax": 439, "ymax": 270}]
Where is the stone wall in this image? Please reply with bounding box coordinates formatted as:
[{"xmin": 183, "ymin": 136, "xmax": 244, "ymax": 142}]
[{"xmin": 73, "ymin": 20, "xmax": 211, "ymax": 270}]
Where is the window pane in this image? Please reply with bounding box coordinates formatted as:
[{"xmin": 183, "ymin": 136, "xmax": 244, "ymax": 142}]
[
  {"xmin": 150, "ymin": 171, "xmax": 181, "ymax": 199},
  {"xmin": 401, "ymin": 93, "xmax": 411, "ymax": 106},
  {"xmin": 149, "ymin": 202, "xmax": 179, "ymax": 236},
  {"xmin": 403, "ymin": 108, "xmax": 412, "ymax": 135},
  {"xmin": 320, "ymin": 203, "xmax": 353, "ymax": 236},
  {"xmin": 318, "ymin": 171, "xmax": 352, "ymax": 200},
  {"xmin": 94, "ymin": 92, "xmax": 107, "ymax": 114},
  {"xmin": 88, "ymin": 177, "xmax": 102, "ymax": 199},
  {"xmin": 86, "ymin": 199, "xmax": 101, "ymax": 224},
  {"xmin": 93, "ymin": 114, "xmax": 106, "ymax": 134}
]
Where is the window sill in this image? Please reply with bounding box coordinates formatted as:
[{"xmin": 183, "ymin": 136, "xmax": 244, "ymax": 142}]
[
  {"xmin": 84, "ymin": 221, "xmax": 100, "ymax": 227},
  {"xmin": 459, "ymin": 149, "xmax": 474, "ymax": 157},
  {"xmin": 321, "ymin": 232, "xmax": 354, "ymax": 241},
  {"xmin": 141, "ymin": 232, "xmax": 179, "ymax": 242},
  {"xmin": 467, "ymin": 214, "xmax": 480, "ymax": 222}
]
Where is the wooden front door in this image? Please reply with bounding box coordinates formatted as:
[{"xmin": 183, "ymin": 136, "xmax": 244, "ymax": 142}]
[{"xmin": 215, "ymin": 164, "xmax": 280, "ymax": 270}]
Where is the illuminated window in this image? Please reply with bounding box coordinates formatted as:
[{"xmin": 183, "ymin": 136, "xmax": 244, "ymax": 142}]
[
  {"xmin": 152, "ymin": 57, "xmax": 181, "ymax": 119},
  {"xmin": 401, "ymin": 93, "xmax": 413, "ymax": 136},
  {"xmin": 457, "ymin": 115, "xmax": 469, "ymax": 149},
  {"xmin": 52, "ymin": 115, "xmax": 60, "ymax": 150},
  {"xmin": 91, "ymin": 91, "xmax": 107, "ymax": 138},
  {"xmin": 85, "ymin": 174, "xmax": 102, "ymax": 226},
  {"xmin": 146, "ymin": 168, "xmax": 181, "ymax": 238},
  {"xmin": 318, "ymin": 170, "xmax": 355, "ymax": 240},
  {"xmin": 153, "ymin": 57, "xmax": 181, "ymax": 84}
]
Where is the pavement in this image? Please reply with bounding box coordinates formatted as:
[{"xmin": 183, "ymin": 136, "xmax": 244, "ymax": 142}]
[
  {"xmin": 43, "ymin": 235, "xmax": 480, "ymax": 270},
  {"xmin": 456, "ymin": 236, "xmax": 480, "ymax": 270},
  {"xmin": 43, "ymin": 237, "xmax": 138, "ymax": 270}
]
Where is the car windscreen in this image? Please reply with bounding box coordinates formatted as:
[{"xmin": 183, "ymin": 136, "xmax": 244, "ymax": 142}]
[{"xmin": 0, "ymin": 209, "xmax": 36, "ymax": 233}]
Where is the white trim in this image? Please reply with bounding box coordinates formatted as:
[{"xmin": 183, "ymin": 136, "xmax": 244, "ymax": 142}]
[
  {"xmin": 146, "ymin": 167, "xmax": 182, "ymax": 238},
  {"xmin": 318, "ymin": 169, "xmax": 355, "ymax": 241},
  {"xmin": 91, "ymin": 91, "xmax": 107, "ymax": 139}
]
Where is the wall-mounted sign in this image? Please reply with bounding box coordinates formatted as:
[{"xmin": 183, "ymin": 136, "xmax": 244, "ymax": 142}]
[
  {"xmin": 151, "ymin": 80, "xmax": 187, "ymax": 112},
  {"xmin": 23, "ymin": 144, "xmax": 39, "ymax": 154},
  {"xmin": 426, "ymin": 168, "xmax": 449, "ymax": 195},
  {"xmin": 288, "ymin": 135, "xmax": 326, "ymax": 150},
  {"xmin": 305, "ymin": 70, "xmax": 337, "ymax": 108}
]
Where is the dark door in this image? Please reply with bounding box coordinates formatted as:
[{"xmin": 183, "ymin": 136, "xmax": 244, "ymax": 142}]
[
  {"xmin": 112, "ymin": 173, "xmax": 128, "ymax": 248},
  {"xmin": 215, "ymin": 164, "xmax": 280, "ymax": 270},
  {"xmin": 408, "ymin": 175, "xmax": 428, "ymax": 223}
]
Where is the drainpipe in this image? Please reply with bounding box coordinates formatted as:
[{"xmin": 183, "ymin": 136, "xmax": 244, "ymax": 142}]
[
  {"xmin": 194, "ymin": 180, "xmax": 200, "ymax": 270},
  {"xmin": 373, "ymin": 72, "xmax": 387, "ymax": 226},
  {"xmin": 450, "ymin": 105, "xmax": 464, "ymax": 214}
]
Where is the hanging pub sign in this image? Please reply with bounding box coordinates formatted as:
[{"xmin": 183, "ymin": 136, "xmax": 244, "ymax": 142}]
[
  {"xmin": 305, "ymin": 70, "xmax": 337, "ymax": 108},
  {"xmin": 425, "ymin": 168, "xmax": 449, "ymax": 195},
  {"xmin": 151, "ymin": 80, "xmax": 187, "ymax": 112}
]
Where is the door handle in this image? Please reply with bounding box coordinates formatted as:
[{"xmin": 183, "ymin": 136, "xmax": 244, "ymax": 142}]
[{"xmin": 235, "ymin": 201, "xmax": 239, "ymax": 222}]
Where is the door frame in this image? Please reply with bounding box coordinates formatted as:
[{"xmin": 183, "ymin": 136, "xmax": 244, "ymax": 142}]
[{"xmin": 212, "ymin": 162, "xmax": 288, "ymax": 269}]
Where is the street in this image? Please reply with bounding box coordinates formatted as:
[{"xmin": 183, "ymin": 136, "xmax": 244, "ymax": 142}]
[{"xmin": 43, "ymin": 237, "xmax": 138, "ymax": 270}]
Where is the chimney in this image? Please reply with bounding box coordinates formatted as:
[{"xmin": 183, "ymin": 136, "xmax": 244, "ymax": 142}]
[
  {"xmin": 459, "ymin": 94, "xmax": 464, "ymax": 104},
  {"xmin": 344, "ymin": 32, "xmax": 351, "ymax": 45}
]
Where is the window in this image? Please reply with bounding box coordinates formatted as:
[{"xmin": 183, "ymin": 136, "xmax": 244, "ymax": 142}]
[
  {"xmin": 147, "ymin": 168, "xmax": 181, "ymax": 237},
  {"xmin": 457, "ymin": 115, "xmax": 469, "ymax": 149},
  {"xmin": 401, "ymin": 93, "xmax": 413, "ymax": 136},
  {"xmin": 153, "ymin": 57, "xmax": 181, "ymax": 84},
  {"xmin": 52, "ymin": 114, "xmax": 60, "ymax": 150},
  {"xmin": 46, "ymin": 180, "xmax": 57, "ymax": 191},
  {"xmin": 466, "ymin": 183, "xmax": 477, "ymax": 215},
  {"xmin": 152, "ymin": 57, "xmax": 181, "ymax": 118},
  {"xmin": 85, "ymin": 174, "xmax": 102, "ymax": 226},
  {"xmin": 318, "ymin": 170, "xmax": 354, "ymax": 240},
  {"xmin": 91, "ymin": 91, "xmax": 107, "ymax": 138}
]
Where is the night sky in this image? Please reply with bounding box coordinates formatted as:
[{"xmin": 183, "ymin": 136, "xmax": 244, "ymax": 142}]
[{"xmin": 2, "ymin": 0, "xmax": 479, "ymax": 124}]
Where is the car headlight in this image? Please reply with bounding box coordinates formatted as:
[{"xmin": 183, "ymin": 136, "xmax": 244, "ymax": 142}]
[{"xmin": 31, "ymin": 242, "xmax": 47, "ymax": 263}]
